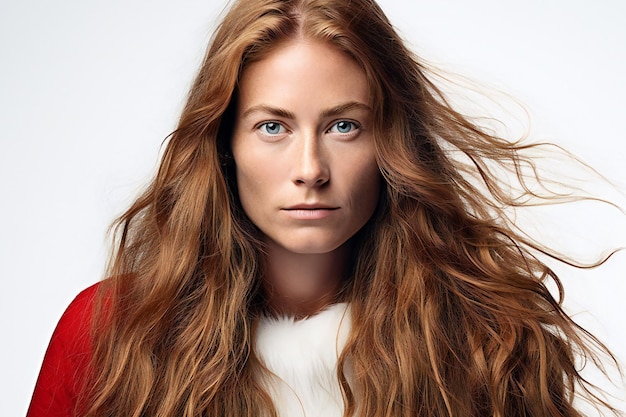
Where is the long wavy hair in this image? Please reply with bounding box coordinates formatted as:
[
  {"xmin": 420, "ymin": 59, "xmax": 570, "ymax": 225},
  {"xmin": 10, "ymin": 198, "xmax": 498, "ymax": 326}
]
[{"xmin": 84, "ymin": 0, "xmax": 620, "ymax": 416}]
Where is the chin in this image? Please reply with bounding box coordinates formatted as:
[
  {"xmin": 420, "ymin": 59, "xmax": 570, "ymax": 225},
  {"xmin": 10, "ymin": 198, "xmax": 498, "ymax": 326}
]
[
  {"xmin": 271, "ymin": 236, "xmax": 349, "ymax": 256},
  {"xmin": 284, "ymin": 242, "xmax": 345, "ymax": 255}
]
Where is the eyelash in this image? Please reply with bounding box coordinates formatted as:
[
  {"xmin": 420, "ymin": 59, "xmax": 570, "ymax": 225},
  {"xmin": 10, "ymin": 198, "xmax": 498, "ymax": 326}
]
[
  {"xmin": 327, "ymin": 120, "xmax": 359, "ymax": 134},
  {"xmin": 256, "ymin": 120, "xmax": 360, "ymax": 136},
  {"xmin": 257, "ymin": 121, "xmax": 287, "ymax": 135}
]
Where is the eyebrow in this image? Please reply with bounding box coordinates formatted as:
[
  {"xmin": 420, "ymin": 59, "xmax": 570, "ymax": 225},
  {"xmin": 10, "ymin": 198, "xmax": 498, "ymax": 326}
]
[
  {"xmin": 241, "ymin": 101, "xmax": 371, "ymax": 120},
  {"xmin": 321, "ymin": 101, "xmax": 372, "ymax": 118}
]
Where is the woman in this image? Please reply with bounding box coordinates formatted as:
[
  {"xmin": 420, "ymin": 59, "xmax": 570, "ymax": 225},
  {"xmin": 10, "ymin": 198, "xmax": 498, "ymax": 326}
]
[{"xmin": 27, "ymin": 0, "xmax": 622, "ymax": 416}]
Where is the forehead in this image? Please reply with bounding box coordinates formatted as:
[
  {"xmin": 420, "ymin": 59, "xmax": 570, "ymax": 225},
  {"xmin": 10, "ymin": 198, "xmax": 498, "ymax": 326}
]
[{"xmin": 237, "ymin": 40, "xmax": 371, "ymax": 110}]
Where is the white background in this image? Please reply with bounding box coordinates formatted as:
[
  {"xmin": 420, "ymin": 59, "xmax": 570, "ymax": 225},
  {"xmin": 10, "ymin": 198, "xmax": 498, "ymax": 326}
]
[{"xmin": 1, "ymin": 1, "xmax": 625, "ymax": 415}]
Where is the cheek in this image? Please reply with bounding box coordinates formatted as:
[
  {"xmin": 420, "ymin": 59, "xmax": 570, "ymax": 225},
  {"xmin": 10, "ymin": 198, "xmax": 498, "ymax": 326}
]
[
  {"xmin": 234, "ymin": 160, "xmax": 262, "ymax": 207},
  {"xmin": 349, "ymin": 159, "xmax": 381, "ymax": 213},
  {"xmin": 232, "ymin": 147, "xmax": 283, "ymax": 221},
  {"xmin": 362, "ymin": 172, "xmax": 382, "ymax": 209},
  {"xmin": 231, "ymin": 145, "xmax": 257, "ymax": 208}
]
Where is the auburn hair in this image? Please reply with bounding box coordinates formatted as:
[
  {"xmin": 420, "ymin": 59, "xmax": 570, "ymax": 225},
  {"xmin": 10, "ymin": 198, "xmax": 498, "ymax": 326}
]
[{"xmin": 85, "ymin": 0, "xmax": 620, "ymax": 416}]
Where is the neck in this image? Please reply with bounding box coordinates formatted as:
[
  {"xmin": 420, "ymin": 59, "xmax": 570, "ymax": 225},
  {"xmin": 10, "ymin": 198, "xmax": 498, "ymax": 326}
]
[{"xmin": 262, "ymin": 241, "xmax": 352, "ymax": 317}]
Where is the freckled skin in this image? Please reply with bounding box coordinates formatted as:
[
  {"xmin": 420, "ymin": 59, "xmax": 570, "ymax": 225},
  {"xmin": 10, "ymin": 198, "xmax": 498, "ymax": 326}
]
[{"xmin": 232, "ymin": 40, "xmax": 380, "ymax": 257}]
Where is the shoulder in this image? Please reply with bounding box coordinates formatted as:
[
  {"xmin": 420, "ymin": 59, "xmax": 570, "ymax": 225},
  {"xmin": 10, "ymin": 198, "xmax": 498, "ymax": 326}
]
[
  {"xmin": 54, "ymin": 283, "xmax": 100, "ymax": 342},
  {"xmin": 27, "ymin": 282, "xmax": 101, "ymax": 417},
  {"xmin": 44, "ymin": 282, "xmax": 100, "ymax": 360}
]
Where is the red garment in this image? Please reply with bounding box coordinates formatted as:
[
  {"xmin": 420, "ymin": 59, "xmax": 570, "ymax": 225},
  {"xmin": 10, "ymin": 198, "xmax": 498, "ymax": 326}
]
[{"xmin": 27, "ymin": 283, "xmax": 98, "ymax": 417}]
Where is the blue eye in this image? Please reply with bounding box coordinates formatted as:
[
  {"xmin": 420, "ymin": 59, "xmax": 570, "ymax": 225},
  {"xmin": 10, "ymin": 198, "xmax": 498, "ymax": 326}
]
[
  {"xmin": 329, "ymin": 120, "xmax": 358, "ymax": 134},
  {"xmin": 259, "ymin": 122, "xmax": 286, "ymax": 135}
]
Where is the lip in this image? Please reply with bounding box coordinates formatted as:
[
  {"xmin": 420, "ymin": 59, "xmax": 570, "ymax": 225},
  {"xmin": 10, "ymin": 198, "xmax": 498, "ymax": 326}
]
[
  {"xmin": 283, "ymin": 203, "xmax": 339, "ymax": 210},
  {"xmin": 281, "ymin": 204, "xmax": 339, "ymax": 220}
]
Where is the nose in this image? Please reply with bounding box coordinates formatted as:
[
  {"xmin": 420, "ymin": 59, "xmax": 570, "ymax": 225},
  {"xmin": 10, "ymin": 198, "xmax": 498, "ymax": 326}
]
[{"xmin": 291, "ymin": 133, "xmax": 329, "ymax": 187}]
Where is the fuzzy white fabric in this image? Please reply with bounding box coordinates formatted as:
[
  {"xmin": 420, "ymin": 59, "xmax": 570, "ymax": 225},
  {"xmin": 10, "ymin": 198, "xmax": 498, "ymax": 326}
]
[{"xmin": 255, "ymin": 303, "xmax": 351, "ymax": 417}]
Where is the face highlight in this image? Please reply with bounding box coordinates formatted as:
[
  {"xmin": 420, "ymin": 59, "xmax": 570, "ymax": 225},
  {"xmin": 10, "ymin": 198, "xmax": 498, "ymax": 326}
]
[{"xmin": 231, "ymin": 40, "xmax": 380, "ymax": 256}]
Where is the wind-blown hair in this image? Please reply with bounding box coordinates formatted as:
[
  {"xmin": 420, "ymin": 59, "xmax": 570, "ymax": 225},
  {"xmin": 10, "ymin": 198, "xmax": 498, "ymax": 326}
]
[{"xmin": 84, "ymin": 0, "xmax": 619, "ymax": 416}]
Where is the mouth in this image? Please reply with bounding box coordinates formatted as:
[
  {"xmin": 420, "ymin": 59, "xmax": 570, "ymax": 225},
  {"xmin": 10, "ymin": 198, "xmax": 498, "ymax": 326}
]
[
  {"xmin": 282, "ymin": 204, "xmax": 339, "ymax": 211},
  {"xmin": 281, "ymin": 205, "xmax": 339, "ymax": 219}
]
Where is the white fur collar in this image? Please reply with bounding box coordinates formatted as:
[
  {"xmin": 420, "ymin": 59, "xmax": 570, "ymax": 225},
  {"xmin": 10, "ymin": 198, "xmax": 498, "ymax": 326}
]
[{"xmin": 255, "ymin": 303, "xmax": 351, "ymax": 417}]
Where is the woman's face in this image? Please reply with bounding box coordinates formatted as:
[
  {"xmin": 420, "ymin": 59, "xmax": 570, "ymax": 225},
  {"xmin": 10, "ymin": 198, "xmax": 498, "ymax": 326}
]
[{"xmin": 231, "ymin": 40, "xmax": 380, "ymax": 256}]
